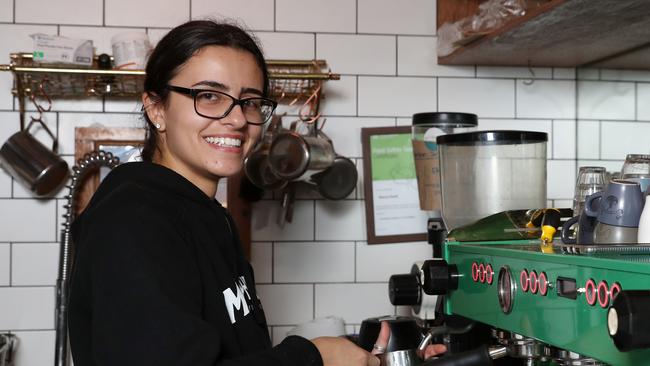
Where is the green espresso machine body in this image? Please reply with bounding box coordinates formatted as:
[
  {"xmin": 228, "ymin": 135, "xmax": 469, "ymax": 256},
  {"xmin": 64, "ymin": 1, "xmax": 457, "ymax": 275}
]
[{"xmin": 442, "ymin": 240, "xmax": 650, "ymax": 366}]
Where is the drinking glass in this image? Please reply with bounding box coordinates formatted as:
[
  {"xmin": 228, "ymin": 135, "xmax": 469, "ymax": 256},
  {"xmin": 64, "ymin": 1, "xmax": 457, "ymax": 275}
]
[
  {"xmin": 573, "ymin": 166, "xmax": 607, "ymax": 215},
  {"xmin": 620, "ymin": 154, "xmax": 650, "ymax": 192}
]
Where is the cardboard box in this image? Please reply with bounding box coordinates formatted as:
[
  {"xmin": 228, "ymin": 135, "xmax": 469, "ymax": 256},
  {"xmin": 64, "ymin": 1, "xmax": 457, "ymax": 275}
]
[{"xmin": 31, "ymin": 33, "xmax": 94, "ymax": 66}]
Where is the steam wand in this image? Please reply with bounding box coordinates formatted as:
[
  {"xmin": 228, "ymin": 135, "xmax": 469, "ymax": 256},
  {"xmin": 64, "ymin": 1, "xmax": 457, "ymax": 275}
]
[{"xmin": 54, "ymin": 151, "xmax": 120, "ymax": 366}]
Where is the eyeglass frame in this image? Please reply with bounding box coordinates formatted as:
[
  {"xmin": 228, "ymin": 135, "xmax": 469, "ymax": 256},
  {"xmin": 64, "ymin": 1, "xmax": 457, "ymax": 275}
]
[{"xmin": 165, "ymin": 85, "xmax": 278, "ymax": 125}]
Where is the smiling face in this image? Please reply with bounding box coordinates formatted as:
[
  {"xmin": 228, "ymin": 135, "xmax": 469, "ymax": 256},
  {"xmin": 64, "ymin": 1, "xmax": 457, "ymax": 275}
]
[{"xmin": 146, "ymin": 45, "xmax": 265, "ymax": 196}]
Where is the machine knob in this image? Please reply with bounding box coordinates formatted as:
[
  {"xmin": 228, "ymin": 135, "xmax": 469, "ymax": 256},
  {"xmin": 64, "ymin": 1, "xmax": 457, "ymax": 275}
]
[
  {"xmin": 389, "ymin": 274, "xmax": 422, "ymax": 306},
  {"xmin": 608, "ymin": 290, "xmax": 650, "ymax": 351},
  {"xmin": 422, "ymin": 259, "xmax": 459, "ymax": 295}
]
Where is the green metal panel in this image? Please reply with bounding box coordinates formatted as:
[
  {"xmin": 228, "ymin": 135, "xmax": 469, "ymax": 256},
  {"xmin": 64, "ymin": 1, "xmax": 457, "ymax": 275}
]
[{"xmin": 442, "ymin": 240, "xmax": 650, "ymax": 365}]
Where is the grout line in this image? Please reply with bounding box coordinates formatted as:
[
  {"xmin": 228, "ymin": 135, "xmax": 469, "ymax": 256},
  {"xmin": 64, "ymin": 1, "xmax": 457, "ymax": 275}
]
[
  {"xmin": 513, "ymin": 79, "xmax": 517, "ymax": 118},
  {"xmin": 353, "ymin": 241, "xmax": 357, "ymax": 283},
  {"xmin": 355, "ymin": 75, "xmax": 359, "ymax": 117},
  {"xmin": 312, "ymin": 283, "xmax": 316, "ymax": 319},
  {"xmin": 394, "ymin": 36, "xmax": 398, "ymax": 76},
  {"xmin": 312, "ymin": 200, "xmax": 316, "ymax": 241},
  {"xmin": 435, "ymin": 77, "xmax": 439, "ymax": 111},
  {"xmin": 635, "ymin": 82, "xmax": 639, "ymax": 121},
  {"xmin": 355, "ymin": 0, "xmax": 358, "ymax": 34},
  {"xmin": 574, "ymin": 68, "xmax": 579, "ymax": 161},
  {"xmin": 271, "ymin": 241, "xmax": 275, "ymax": 283},
  {"xmin": 8, "ymin": 242, "xmax": 12, "ymax": 286}
]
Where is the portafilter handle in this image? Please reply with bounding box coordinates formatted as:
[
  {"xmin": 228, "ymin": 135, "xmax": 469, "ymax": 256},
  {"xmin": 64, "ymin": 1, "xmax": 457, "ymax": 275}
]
[{"xmin": 420, "ymin": 345, "xmax": 507, "ymax": 366}]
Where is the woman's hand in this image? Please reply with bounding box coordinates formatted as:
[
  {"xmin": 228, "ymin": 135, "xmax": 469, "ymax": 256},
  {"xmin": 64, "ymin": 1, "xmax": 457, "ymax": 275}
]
[
  {"xmin": 422, "ymin": 343, "xmax": 447, "ymax": 359},
  {"xmin": 311, "ymin": 337, "xmax": 380, "ymax": 366},
  {"xmin": 311, "ymin": 320, "xmax": 447, "ymax": 366},
  {"xmin": 372, "ymin": 321, "xmax": 447, "ymax": 359}
]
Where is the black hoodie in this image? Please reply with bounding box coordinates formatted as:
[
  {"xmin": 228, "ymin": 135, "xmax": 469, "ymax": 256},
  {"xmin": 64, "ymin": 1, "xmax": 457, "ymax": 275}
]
[{"xmin": 68, "ymin": 162, "xmax": 322, "ymax": 366}]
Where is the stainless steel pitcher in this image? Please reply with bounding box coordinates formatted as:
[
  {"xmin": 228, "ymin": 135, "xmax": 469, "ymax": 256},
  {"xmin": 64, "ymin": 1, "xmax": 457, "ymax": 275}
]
[{"xmin": 0, "ymin": 118, "xmax": 69, "ymax": 196}]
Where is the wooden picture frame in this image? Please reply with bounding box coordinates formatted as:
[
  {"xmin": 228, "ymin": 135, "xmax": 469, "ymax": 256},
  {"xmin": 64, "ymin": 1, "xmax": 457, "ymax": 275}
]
[
  {"xmin": 74, "ymin": 126, "xmax": 252, "ymax": 258},
  {"xmin": 361, "ymin": 126, "xmax": 428, "ymax": 244}
]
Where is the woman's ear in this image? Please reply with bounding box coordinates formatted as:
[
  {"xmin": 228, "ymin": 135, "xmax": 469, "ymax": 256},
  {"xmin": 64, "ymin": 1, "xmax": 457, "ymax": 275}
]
[{"xmin": 142, "ymin": 92, "xmax": 166, "ymax": 132}]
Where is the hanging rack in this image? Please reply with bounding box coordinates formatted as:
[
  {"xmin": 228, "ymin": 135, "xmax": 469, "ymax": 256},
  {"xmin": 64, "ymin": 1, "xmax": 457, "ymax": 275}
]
[{"xmin": 1, "ymin": 53, "xmax": 340, "ymax": 126}]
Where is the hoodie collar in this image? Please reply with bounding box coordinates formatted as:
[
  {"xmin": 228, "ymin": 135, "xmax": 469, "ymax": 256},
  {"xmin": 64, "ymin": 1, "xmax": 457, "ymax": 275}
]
[{"xmin": 92, "ymin": 161, "xmax": 221, "ymax": 207}]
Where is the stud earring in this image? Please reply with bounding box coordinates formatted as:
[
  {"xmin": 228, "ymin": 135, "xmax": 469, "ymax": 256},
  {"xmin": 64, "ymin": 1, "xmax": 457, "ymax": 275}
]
[{"xmin": 154, "ymin": 123, "xmax": 161, "ymax": 129}]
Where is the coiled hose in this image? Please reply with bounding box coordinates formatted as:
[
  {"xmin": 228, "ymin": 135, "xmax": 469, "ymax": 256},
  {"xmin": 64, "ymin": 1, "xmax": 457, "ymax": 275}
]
[{"xmin": 55, "ymin": 151, "xmax": 120, "ymax": 366}]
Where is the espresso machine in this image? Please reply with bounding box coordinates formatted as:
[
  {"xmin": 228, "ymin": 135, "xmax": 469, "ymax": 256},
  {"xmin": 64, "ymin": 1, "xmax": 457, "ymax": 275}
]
[{"xmin": 387, "ymin": 129, "xmax": 650, "ymax": 365}]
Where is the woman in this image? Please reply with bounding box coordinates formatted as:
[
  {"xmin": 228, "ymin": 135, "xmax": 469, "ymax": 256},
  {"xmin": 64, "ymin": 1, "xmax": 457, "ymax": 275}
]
[{"xmin": 68, "ymin": 20, "xmax": 445, "ymax": 366}]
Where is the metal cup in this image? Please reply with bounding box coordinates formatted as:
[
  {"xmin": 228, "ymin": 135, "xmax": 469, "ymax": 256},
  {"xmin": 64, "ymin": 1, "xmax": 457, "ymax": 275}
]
[
  {"xmin": 378, "ymin": 349, "xmax": 422, "ymax": 366},
  {"xmin": 267, "ymin": 130, "xmax": 335, "ymax": 181},
  {"xmin": 308, "ymin": 155, "xmax": 358, "ymax": 200},
  {"xmin": 0, "ymin": 120, "xmax": 69, "ymax": 196},
  {"xmin": 243, "ymin": 116, "xmax": 288, "ymax": 190},
  {"xmin": 593, "ymin": 221, "xmax": 639, "ymax": 244}
]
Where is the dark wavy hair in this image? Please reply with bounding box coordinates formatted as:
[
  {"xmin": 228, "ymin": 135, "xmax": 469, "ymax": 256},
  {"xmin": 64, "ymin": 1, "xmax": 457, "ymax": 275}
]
[{"xmin": 141, "ymin": 20, "xmax": 270, "ymax": 162}]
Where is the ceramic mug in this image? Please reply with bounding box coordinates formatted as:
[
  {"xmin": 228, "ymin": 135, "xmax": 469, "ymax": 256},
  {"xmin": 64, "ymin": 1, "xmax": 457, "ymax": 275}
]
[
  {"xmin": 561, "ymin": 213, "xmax": 596, "ymax": 245},
  {"xmin": 584, "ymin": 179, "xmax": 644, "ymax": 228}
]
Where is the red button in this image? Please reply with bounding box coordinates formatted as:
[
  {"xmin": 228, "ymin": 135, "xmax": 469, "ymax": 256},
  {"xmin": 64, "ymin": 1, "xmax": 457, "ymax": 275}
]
[
  {"xmin": 520, "ymin": 270, "xmax": 529, "ymax": 292},
  {"xmin": 610, "ymin": 282, "xmax": 622, "ymax": 301},
  {"xmin": 471, "ymin": 262, "xmax": 479, "ymax": 282},
  {"xmin": 529, "ymin": 271, "xmax": 539, "ymax": 294},
  {"xmin": 486, "ymin": 264, "xmax": 494, "ymax": 285},
  {"xmin": 478, "ymin": 263, "xmax": 486, "ymax": 283},
  {"xmin": 598, "ymin": 281, "xmax": 610, "ymax": 308},
  {"xmin": 538, "ymin": 272, "xmax": 548, "ymax": 296},
  {"xmin": 585, "ymin": 279, "xmax": 597, "ymax": 306}
]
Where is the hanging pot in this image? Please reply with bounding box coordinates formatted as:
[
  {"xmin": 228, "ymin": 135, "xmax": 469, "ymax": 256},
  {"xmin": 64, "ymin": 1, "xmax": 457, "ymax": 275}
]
[{"xmin": 0, "ymin": 118, "xmax": 69, "ymax": 196}]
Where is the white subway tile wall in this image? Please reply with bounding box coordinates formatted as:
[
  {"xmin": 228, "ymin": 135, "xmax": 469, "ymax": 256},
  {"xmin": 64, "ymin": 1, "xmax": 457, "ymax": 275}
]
[
  {"xmin": 10, "ymin": 331, "xmax": 56, "ymax": 366},
  {"xmin": 15, "ymin": 0, "xmax": 102, "ymax": 25},
  {"xmin": 0, "ymin": 287, "xmax": 55, "ymax": 330},
  {"xmin": 0, "ymin": 244, "xmax": 9, "ymax": 286},
  {"xmin": 317, "ymin": 34, "xmax": 396, "ymax": 76},
  {"xmin": 357, "ymin": 0, "xmax": 436, "ymax": 35},
  {"xmin": 0, "ymin": 0, "xmax": 12, "ymax": 22},
  {"xmin": 358, "ymin": 76, "xmax": 436, "ymax": 117},
  {"xmin": 1, "ymin": 1, "xmax": 649, "ymax": 364},
  {"xmin": 516, "ymin": 79, "xmax": 576, "ymax": 119},
  {"xmin": 276, "ymin": 0, "xmax": 355, "ymax": 33},
  {"xmin": 192, "ymin": 0, "xmax": 275, "ymax": 30},
  {"xmin": 438, "ymin": 78, "xmax": 515, "ymax": 118},
  {"xmin": 11, "ymin": 243, "xmax": 59, "ymax": 286},
  {"xmin": 105, "ymin": 0, "xmax": 189, "ymax": 27},
  {"xmin": 255, "ymin": 32, "xmax": 315, "ymax": 60}
]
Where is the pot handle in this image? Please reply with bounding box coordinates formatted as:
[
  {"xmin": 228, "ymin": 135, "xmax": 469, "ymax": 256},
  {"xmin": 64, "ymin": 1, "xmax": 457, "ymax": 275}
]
[{"xmin": 24, "ymin": 116, "xmax": 59, "ymax": 152}]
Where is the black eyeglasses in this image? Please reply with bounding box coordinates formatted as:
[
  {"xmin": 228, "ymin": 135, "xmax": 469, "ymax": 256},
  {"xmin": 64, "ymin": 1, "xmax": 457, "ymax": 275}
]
[{"xmin": 165, "ymin": 85, "xmax": 277, "ymax": 125}]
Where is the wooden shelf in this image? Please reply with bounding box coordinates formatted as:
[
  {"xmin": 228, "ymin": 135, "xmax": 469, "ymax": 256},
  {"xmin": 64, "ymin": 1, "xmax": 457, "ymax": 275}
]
[{"xmin": 438, "ymin": 0, "xmax": 650, "ymax": 70}]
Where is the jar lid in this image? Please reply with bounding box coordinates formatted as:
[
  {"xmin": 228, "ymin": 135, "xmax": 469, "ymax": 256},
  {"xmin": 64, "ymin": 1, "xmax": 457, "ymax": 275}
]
[
  {"xmin": 436, "ymin": 130, "xmax": 548, "ymax": 145},
  {"xmin": 412, "ymin": 112, "xmax": 478, "ymax": 128}
]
